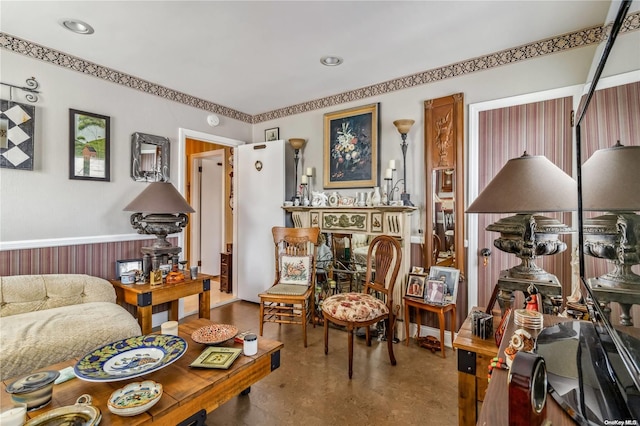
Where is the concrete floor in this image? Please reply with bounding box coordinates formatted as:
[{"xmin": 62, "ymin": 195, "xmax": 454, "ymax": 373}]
[{"xmin": 186, "ymin": 300, "xmax": 459, "ymax": 426}]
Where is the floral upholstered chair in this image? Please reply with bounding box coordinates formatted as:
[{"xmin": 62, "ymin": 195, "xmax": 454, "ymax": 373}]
[
  {"xmin": 259, "ymin": 226, "xmax": 320, "ymax": 348},
  {"xmin": 321, "ymin": 235, "xmax": 402, "ymax": 378}
]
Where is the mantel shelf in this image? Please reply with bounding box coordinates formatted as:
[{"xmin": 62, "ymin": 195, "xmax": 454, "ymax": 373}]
[{"xmin": 283, "ymin": 205, "xmax": 417, "ymax": 213}]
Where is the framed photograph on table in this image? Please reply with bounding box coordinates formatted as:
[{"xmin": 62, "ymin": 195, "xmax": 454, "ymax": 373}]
[
  {"xmin": 265, "ymin": 127, "xmax": 279, "ymax": 141},
  {"xmin": 428, "ymin": 265, "xmax": 460, "ymax": 304},
  {"xmin": 406, "ymin": 274, "xmax": 426, "ymax": 298},
  {"xmin": 323, "ymin": 103, "xmax": 379, "ymax": 189},
  {"xmin": 69, "ymin": 109, "xmax": 110, "ymax": 181},
  {"xmin": 425, "ymin": 279, "xmax": 446, "ymax": 305},
  {"xmin": 115, "ymin": 259, "xmax": 143, "ymax": 279}
]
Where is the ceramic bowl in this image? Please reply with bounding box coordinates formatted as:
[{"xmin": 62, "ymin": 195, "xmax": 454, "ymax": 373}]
[
  {"xmin": 107, "ymin": 380, "xmax": 163, "ymax": 417},
  {"xmin": 6, "ymin": 370, "xmax": 60, "ymax": 411}
]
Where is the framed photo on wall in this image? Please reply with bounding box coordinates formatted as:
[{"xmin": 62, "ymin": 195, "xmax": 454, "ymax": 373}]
[
  {"xmin": 428, "ymin": 266, "xmax": 460, "ymax": 304},
  {"xmin": 265, "ymin": 127, "xmax": 279, "ymax": 141},
  {"xmin": 323, "ymin": 103, "xmax": 379, "ymax": 189},
  {"xmin": 406, "ymin": 274, "xmax": 426, "ymax": 298},
  {"xmin": 69, "ymin": 109, "xmax": 110, "ymax": 181}
]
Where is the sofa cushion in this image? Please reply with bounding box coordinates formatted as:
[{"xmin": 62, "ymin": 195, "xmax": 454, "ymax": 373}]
[
  {"xmin": 0, "ymin": 301, "xmax": 141, "ymax": 381},
  {"xmin": 0, "ymin": 274, "xmax": 116, "ymax": 317}
]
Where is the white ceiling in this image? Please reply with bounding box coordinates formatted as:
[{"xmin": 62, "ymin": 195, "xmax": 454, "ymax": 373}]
[{"xmin": 1, "ymin": 1, "xmax": 614, "ymax": 116}]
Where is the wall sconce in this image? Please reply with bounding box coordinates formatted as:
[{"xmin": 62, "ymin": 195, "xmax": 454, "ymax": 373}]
[
  {"xmin": 123, "ymin": 182, "xmax": 195, "ymax": 278},
  {"xmin": 393, "ymin": 119, "xmax": 415, "ymax": 206},
  {"xmin": 288, "ymin": 138, "xmax": 306, "ymax": 202}
]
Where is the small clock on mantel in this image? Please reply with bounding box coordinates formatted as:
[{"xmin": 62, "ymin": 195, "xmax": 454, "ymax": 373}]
[{"xmin": 508, "ymin": 351, "xmax": 548, "ymax": 426}]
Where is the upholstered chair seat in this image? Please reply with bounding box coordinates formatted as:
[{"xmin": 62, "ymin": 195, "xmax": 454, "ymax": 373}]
[{"xmin": 321, "ymin": 293, "xmax": 388, "ymax": 322}]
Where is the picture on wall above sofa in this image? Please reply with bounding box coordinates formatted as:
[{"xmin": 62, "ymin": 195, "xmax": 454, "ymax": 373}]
[
  {"xmin": 0, "ymin": 99, "xmax": 35, "ymax": 170},
  {"xmin": 69, "ymin": 108, "xmax": 111, "ymax": 182}
]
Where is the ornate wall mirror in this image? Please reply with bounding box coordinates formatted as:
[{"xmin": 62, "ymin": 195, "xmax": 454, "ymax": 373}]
[
  {"xmin": 424, "ymin": 93, "xmax": 465, "ymax": 276},
  {"xmin": 131, "ymin": 132, "xmax": 170, "ymax": 182}
]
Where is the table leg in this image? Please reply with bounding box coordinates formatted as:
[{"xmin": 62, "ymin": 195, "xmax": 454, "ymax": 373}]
[
  {"xmin": 138, "ymin": 305, "xmax": 153, "ymax": 335},
  {"xmin": 199, "ymin": 289, "xmax": 211, "ymax": 320},
  {"xmin": 169, "ymin": 300, "xmax": 179, "ymax": 322},
  {"xmin": 405, "ymin": 304, "xmax": 411, "ymax": 346},
  {"xmin": 438, "ymin": 310, "xmax": 446, "ymax": 358}
]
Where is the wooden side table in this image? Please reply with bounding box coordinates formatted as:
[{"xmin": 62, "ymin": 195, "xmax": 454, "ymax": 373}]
[
  {"xmin": 403, "ymin": 296, "xmax": 456, "ymax": 358},
  {"xmin": 110, "ymin": 273, "xmax": 212, "ymax": 334},
  {"xmin": 452, "ymin": 308, "xmax": 500, "ymax": 426}
]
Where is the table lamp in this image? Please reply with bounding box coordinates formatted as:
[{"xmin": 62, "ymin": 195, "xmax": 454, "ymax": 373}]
[{"xmin": 124, "ymin": 182, "xmax": 195, "ymax": 278}]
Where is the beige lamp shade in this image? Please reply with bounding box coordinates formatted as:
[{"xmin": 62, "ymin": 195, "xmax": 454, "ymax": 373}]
[
  {"xmin": 582, "ymin": 143, "xmax": 640, "ymax": 211},
  {"xmin": 124, "ymin": 182, "xmax": 195, "ymax": 213},
  {"xmin": 288, "ymin": 138, "xmax": 306, "ymax": 150},
  {"xmin": 467, "ymin": 152, "xmax": 577, "ymax": 214},
  {"xmin": 393, "ymin": 119, "xmax": 415, "ymax": 134}
]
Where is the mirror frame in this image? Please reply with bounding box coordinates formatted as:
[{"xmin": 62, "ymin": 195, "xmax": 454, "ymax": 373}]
[
  {"xmin": 131, "ymin": 132, "xmax": 170, "ymax": 182},
  {"xmin": 575, "ymin": 0, "xmax": 638, "ymax": 389},
  {"xmin": 423, "ymin": 93, "xmax": 465, "ymax": 274}
]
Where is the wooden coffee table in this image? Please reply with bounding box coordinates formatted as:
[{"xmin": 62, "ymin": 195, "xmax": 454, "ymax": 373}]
[
  {"xmin": 110, "ymin": 273, "xmax": 213, "ymax": 334},
  {"xmin": 1, "ymin": 318, "xmax": 283, "ymax": 425}
]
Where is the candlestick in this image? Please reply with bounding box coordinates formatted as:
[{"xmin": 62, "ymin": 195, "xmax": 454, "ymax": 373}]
[
  {"xmin": 385, "ymin": 168, "xmax": 393, "ymax": 179},
  {"xmin": 301, "ymin": 174, "xmax": 308, "ymax": 184},
  {"xmin": 389, "ymin": 160, "xmax": 396, "ymax": 170},
  {"xmin": 306, "ymin": 167, "xmax": 313, "ymax": 177}
]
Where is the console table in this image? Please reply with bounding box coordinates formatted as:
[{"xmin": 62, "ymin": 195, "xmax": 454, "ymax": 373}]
[
  {"xmin": 284, "ymin": 205, "xmax": 417, "ymax": 340},
  {"xmin": 404, "ymin": 296, "xmax": 456, "ymax": 358},
  {"xmin": 111, "ymin": 273, "xmax": 212, "ymax": 334}
]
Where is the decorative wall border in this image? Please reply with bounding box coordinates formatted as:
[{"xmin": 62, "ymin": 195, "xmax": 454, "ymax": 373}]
[{"xmin": 1, "ymin": 11, "xmax": 638, "ymax": 124}]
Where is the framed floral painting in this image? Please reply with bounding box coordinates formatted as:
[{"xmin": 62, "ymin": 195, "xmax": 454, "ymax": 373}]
[{"xmin": 323, "ymin": 103, "xmax": 379, "ymax": 188}]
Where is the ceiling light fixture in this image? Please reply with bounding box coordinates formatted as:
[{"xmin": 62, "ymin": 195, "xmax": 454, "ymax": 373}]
[
  {"xmin": 320, "ymin": 56, "xmax": 343, "ymax": 67},
  {"xmin": 61, "ymin": 19, "xmax": 95, "ymax": 35}
]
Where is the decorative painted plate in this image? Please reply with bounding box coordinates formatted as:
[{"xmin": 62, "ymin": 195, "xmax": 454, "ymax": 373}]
[
  {"xmin": 191, "ymin": 324, "xmax": 238, "ymax": 345},
  {"xmin": 74, "ymin": 335, "xmax": 187, "ymax": 382},
  {"xmin": 108, "ymin": 380, "xmax": 163, "ymax": 417}
]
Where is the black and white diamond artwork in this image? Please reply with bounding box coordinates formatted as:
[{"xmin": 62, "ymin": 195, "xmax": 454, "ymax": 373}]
[{"xmin": 1, "ymin": 99, "xmax": 35, "ymax": 170}]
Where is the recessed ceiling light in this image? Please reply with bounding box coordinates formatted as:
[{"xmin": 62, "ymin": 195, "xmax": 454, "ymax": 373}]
[
  {"xmin": 61, "ymin": 19, "xmax": 95, "ymax": 35},
  {"xmin": 320, "ymin": 56, "xmax": 343, "ymax": 67}
]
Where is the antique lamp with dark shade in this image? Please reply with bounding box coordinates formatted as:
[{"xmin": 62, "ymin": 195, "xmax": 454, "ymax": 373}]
[
  {"xmin": 582, "ymin": 142, "xmax": 640, "ymax": 325},
  {"xmin": 124, "ymin": 182, "xmax": 195, "ymax": 278},
  {"xmin": 467, "ymin": 152, "xmax": 576, "ymax": 313},
  {"xmin": 393, "ymin": 119, "xmax": 415, "ymax": 206}
]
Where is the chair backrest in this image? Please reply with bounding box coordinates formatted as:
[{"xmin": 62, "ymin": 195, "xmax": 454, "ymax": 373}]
[
  {"xmin": 331, "ymin": 233, "xmax": 353, "ymax": 265},
  {"xmin": 432, "ymin": 233, "xmax": 442, "ymax": 264},
  {"xmin": 362, "ymin": 235, "xmax": 402, "ymax": 307},
  {"xmin": 272, "ymin": 227, "xmax": 321, "ymax": 285}
]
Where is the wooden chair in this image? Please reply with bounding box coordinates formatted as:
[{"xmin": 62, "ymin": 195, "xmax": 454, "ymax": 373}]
[
  {"xmin": 432, "ymin": 233, "xmax": 442, "ymax": 264},
  {"xmin": 321, "ymin": 235, "xmax": 402, "ymax": 378},
  {"xmin": 259, "ymin": 226, "xmax": 320, "ymax": 348},
  {"xmin": 330, "ymin": 233, "xmax": 357, "ymax": 292}
]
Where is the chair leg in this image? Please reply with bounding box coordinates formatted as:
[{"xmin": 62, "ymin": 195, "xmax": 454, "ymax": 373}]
[
  {"xmin": 365, "ymin": 325, "xmax": 371, "ymax": 347},
  {"xmin": 348, "ymin": 326, "xmax": 354, "ymax": 379},
  {"xmin": 387, "ymin": 316, "xmax": 396, "ymax": 366},
  {"xmin": 302, "ymin": 305, "xmax": 307, "ymax": 348},
  {"xmin": 323, "ymin": 317, "xmax": 329, "ymax": 355},
  {"xmin": 259, "ymin": 301, "xmax": 264, "ymax": 336}
]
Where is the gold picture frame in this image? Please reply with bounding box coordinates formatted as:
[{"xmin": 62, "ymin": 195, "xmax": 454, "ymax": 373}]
[{"xmin": 323, "ymin": 103, "xmax": 379, "ymax": 189}]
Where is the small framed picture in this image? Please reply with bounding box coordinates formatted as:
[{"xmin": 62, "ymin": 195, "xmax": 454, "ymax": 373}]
[
  {"xmin": 69, "ymin": 109, "xmax": 111, "ymax": 181},
  {"xmin": 411, "ymin": 266, "xmax": 424, "ymax": 274},
  {"xmin": 406, "ymin": 274, "xmax": 426, "ymax": 298},
  {"xmin": 115, "ymin": 258, "xmax": 143, "ymax": 279},
  {"xmin": 425, "ymin": 279, "xmax": 446, "ymax": 305},
  {"xmin": 428, "ymin": 266, "xmax": 460, "ymax": 304},
  {"xmin": 265, "ymin": 127, "xmax": 279, "ymax": 141}
]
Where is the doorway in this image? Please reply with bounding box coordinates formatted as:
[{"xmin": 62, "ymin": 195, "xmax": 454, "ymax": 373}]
[{"xmin": 177, "ymin": 129, "xmax": 244, "ymax": 317}]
